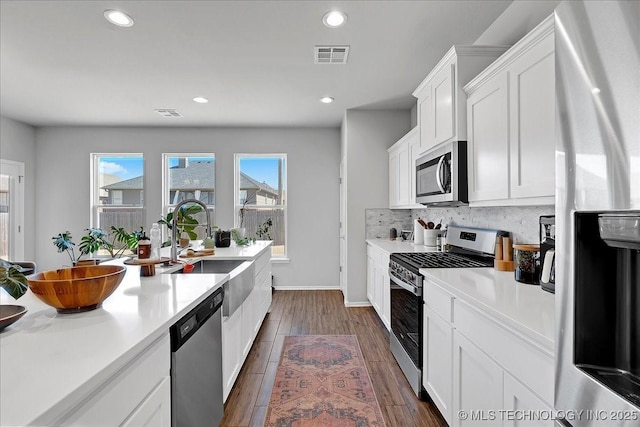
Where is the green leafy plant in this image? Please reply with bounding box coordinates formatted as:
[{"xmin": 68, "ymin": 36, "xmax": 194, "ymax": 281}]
[
  {"xmin": 256, "ymin": 218, "xmax": 273, "ymax": 240},
  {"xmin": 52, "ymin": 231, "xmax": 79, "ymax": 264},
  {"xmin": 0, "ymin": 259, "xmax": 29, "ymax": 300},
  {"xmin": 231, "ymin": 228, "xmax": 251, "ymax": 246},
  {"xmin": 79, "ymin": 226, "xmax": 144, "ymax": 258},
  {"xmin": 158, "ymin": 204, "xmax": 203, "ymax": 240}
]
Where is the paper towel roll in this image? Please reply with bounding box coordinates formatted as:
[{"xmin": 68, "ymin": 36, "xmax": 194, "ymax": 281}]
[{"xmin": 414, "ymin": 220, "xmax": 424, "ymax": 245}]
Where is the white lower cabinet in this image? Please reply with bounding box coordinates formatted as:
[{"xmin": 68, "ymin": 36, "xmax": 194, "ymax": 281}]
[
  {"xmin": 423, "ymin": 306, "xmax": 454, "ymax": 425},
  {"xmin": 222, "ymin": 249, "xmax": 272, "ymax": 402},
  {"xmin": 57, "ymin": 334, "xmax": 171, "ymax": 427},
  {"xmin": 503, "ymin": 372, "xmax": 554, "ymax": 427},
  {"xmin": 366, "ymin": 243, "xmax": 390, "ymax": 330},
  {"xmin": 422, "ymin": 278, "xmax": 554, "ymax": 426},
  {"xmin": 453, "ymin": 331, "xmax": 504, "ymax": 427},
  {"xmin": 121, "ymin": 377, "xmax": 171, "ymax": 427}
]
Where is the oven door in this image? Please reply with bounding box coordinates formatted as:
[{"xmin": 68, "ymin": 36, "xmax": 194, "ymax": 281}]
[{"xmin": 389, "ymin": 272, "xmax": 423, "ymax": 397}]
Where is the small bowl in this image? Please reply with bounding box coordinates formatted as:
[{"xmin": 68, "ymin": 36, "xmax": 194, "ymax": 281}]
[{"xmin": 27, "ymin": 265, "xmax": 126, "ymax": 313}]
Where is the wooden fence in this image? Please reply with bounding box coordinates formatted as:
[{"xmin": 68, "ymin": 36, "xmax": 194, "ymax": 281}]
[{"xmin": 240, "ymin": 209, "xmax": 285, "ymax": 245}]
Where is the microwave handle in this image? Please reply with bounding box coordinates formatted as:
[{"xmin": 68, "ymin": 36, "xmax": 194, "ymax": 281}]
[{"xmin": 436, "ymin": 155, "xmax": 446, "ymax": 194}]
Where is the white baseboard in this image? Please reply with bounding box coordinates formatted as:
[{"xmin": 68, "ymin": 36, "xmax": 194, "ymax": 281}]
[
  {"xmin": 272, "ymin": 286, "xmax": 341, "ymax": 291},
  {"xmin": 344, "ymin": 301, "xmax": 373, "ymax": 307}
]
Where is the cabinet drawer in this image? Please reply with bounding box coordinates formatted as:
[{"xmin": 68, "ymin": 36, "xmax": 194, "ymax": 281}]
[
  {"xmin": 424, "ymin": 280, "xmax": 454, "ymax": 322},
  {"xmin": 454, "ymin": 300, "xmax": 554, "ymax": 405},
  {"xmin": 57, "ymin": 334, "xmax": 170, "ymax": 426}
]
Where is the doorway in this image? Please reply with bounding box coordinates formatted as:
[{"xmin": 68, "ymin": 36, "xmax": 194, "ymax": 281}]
[{"xmin": 0, "ymin": 159, "xmax": 25, "ymax": 260}]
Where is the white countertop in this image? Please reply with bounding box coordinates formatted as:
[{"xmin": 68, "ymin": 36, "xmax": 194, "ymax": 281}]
[
  {"xmin": 0, "ymin": 241, "xmax": 271, "ymax": 426},
  {"xmin": 422, "ymin": 268, "xmax": 555, "ymax": 352},
  {"xmin": 365, "ymin": 238, "xmax": 437, "ymax": 253},
  {"xmin": 366, "ymin": 239, "xmax": 554, "ymax": 352}
]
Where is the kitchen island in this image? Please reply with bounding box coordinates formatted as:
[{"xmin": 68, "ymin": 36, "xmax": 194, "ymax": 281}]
[{"xmin": 0, "ymin": 241, "xmax": 272, "ymax": 427}]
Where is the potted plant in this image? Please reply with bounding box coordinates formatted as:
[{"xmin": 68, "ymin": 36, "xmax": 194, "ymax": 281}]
[
  {"xmin": 0, "ymin": 259, "xmax": 29, "ymax": 300},
  {"xmin": 158, "ymin": 204, "xmax": 203, "ymax": 245},
  {"xmin": 52, "ymin": 231, "xmax": 81, "ymax": 265},
  {"xmin": 79, "ymin": 226, "xmax": 145, "ymax": 259},
  {"xmin": 53, "ymin": 227, "xmax": 145, "ymax": 265}
]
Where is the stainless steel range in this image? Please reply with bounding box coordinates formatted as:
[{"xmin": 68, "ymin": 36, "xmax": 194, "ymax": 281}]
[{"xmin": 388, "ymin": 225, "xmax": 502, "ymax": 398}]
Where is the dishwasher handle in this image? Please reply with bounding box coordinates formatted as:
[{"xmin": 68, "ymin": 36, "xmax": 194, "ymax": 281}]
[{"xmin": 170, "ymin": 287, "xmax": 224, "ymax": 352}]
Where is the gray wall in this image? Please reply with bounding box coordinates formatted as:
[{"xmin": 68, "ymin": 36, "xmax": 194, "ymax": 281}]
[
  {"xmin": 475, "ymin": 0, "xmax": 561, "ymax": 46},
  {"xmin": 33, "ymin": 126, "xmax": 340, "ymax": 289},
  {"xmin": 342, "ymin": 109, "xmax": 411, "ymax": 305},
  {"xmin": 0, "ymin": 116, "xmax": 37, "ymax": 261}
]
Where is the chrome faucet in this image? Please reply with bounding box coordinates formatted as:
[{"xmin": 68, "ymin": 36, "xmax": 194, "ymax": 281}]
[{"xmin": 170, "ymin": 199, "xmax": 212, "ymax": 263}]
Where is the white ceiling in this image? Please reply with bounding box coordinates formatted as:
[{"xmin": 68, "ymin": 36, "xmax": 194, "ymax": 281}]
[{"xmin": 0, "ymin": 1, "xmax": 512, "ymax": 128}]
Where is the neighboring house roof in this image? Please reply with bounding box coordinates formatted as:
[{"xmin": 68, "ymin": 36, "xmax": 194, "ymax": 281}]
[
  {"xmin": 102, "ymin": 175, "xmax": 143, "ymax": 190},
  {"xmin": 240, "ymin": 172, "xmax": 278, "ymax": 196},
  {"xmin": 101, "ymin": 162, "xmax": 277, "ymax": 196}
]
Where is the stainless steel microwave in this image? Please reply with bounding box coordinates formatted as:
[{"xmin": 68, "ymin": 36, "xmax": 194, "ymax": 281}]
[{"xmin": 415, "ymin": 140, "xmax": 468, "ymax": 206}]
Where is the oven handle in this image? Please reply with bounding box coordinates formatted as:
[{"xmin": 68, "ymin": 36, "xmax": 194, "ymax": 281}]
[
  {"xmin": 436, "ymin": 155, "xmax": 446, "ymax": 194},
  {"xmin": 389, "ymin": 271, "xmax": 421, "ymax": 296}
]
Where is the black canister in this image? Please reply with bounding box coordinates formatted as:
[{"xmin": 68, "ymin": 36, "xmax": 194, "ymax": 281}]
[
  {"xmin": 214, "ymin": 230, "xmax": 231, "ymax": 247},
  {"xmin": 389, "ymin": 228, "xmax": 397, "ymax": 240},
  {"xmin": 513, "ymin": 244, "xmax": 540, "ymax": 284}
]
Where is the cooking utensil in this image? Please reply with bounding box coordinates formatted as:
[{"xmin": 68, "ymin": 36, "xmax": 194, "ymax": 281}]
[
  {"xmin": 417, "ymin": 218, "xmax": 428, "ymax": 228},
  {"xmin": 427, "ymin": 221, "xmax": 435, "ymax": 229}
]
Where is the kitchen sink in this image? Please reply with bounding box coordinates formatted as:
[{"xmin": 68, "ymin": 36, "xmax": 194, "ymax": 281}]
[{"xmin": 169, "ymin": 259, "xmax": 255, "ymax": 317}]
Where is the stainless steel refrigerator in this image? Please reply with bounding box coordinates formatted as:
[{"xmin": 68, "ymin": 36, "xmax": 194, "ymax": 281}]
[{"xmin": 555, "ymin": 1, "xmax": 640, "ymax": 426}]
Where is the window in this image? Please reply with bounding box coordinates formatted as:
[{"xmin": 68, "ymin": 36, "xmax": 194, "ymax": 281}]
[
  {"xmin": 235, "ymin": 154, "xmax": 287, "ymax": 258},
  {"xmin": 163, "ymin": 154, "xmax": 215, "ymax": 240},
  {"xmin": 91, "ymin": 154, "xmax": 144, "ymax": 234}
]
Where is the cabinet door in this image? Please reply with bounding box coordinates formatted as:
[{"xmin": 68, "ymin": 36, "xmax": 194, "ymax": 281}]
[
  {"xmin": 397, "ymin": 143, "xmax": 410, "ymax": 207},
  {"xmin": 503, "ymin": 372, "xmax": 554, "ymax": 427},
  {"xmin": 418, "ymin": 86, "xmax": 435, "ymax": 152},
  {"xmin": 433, "ymin": 64, "xmax": 456, "ymax": 145},
  {"xmin": 408, "ymin": 132, "xmax": 422, "ymax": 206},
  {"xmin": 467, "ymin": 73, "xmax": 509, "ymax": 202},
  {"xmin": 453, "ymin": 331, "xmax": 503, "ymax": 427},
  {"xmin": 366, "ymin": 254, "xmax": 376, "ymax": 305},
  {"xmin": 423, "ymin": 307, "xmax": 453, "ymax": 425},
  {"xmin": 121, "ymin": 377, "xmax": 171, "ymax": 427},
  {"xmin": 388, "ymin": 148, "xmax": 401, "ymax": 208},
  {"xmin": 380, "ymin": 252, "xmax": 391, "ymax": 330},
  {"xmin": 509, "ymin": 33, "xmax": 555, "ymax": 199},
  {"xmin": 222, "ymin": 310, "xmax": 242, "ymax": 401}
]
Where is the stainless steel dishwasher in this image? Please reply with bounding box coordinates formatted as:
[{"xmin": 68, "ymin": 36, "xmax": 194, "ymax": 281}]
[{"xmin": 170, "ymin": 287, "xmax": 224, "ymax": 427}]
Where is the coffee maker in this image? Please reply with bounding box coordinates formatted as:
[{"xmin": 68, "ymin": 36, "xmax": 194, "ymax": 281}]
[{"xmin": 539, "ymin": 215, "xmax": 555, "ymax": 293}]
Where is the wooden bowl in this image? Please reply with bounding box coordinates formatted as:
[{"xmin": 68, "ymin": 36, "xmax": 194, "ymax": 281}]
[{"xmin": 27, "ymin": 265, "xmax": 126, "ymax": 313}]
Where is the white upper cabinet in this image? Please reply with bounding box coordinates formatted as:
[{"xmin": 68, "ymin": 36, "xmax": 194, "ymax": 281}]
[
  {"xmin": 465, "ymin": 15, "xmax": 555, "ymax": 206},
  {"xmin": 388, "ymin": 127, "xmax": 421, "ymax": 209},
  {"xmin": 413, "ymin": 46, "xmax": 509, "ymax": 155}
]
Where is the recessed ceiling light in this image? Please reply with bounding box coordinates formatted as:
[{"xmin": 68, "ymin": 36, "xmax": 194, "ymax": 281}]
[
  {"xmin": 193, "ymin": 97, "xmax": 209, "ymax": 104},
  {"xmin": 320, "ymin": 97, "xmax": 335, "ymax": 104},
  {"xmin": 323, "ymin": 11, "xmax": 347, "ymax": 28},
  {"xmin": 104, "ymin": 10, "xmax": 134, "ymax": 27}
]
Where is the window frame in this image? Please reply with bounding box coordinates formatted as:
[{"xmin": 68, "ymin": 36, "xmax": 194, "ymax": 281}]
[
  {"xmin": 90, "ymin": 153, "xmax": 145, "ymax": 230},
  {"xmin": 162, "ymin": 153, "xmax": 216, "ymax": 239},
  {"xmin": 234, "ymin": 153, "xmax": 287, "ymax": 260}
]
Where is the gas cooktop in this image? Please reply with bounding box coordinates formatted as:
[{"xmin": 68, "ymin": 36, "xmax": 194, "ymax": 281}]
[{"xmin": 391, "ymin": 251, "xmax": 494, "ymax": 270}]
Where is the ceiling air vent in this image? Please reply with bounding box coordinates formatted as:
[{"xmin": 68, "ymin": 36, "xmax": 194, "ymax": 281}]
[
  {"xmin": 314, "ymin": 46, "xmax": 350, "ymax": 64},
  {"xmin": 154, "ymin": 109, "xmax": 183, "ymax": 118}
]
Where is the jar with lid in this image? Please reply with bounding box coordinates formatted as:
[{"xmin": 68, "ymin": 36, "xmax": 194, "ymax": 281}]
[{"xmin": 513, "ymin": 244, "xmax": 540, "ymax": 284}]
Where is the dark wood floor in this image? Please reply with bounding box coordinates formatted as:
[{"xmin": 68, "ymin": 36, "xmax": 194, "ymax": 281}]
[{"xmin": 220, "ymin": 290, "xmax": 447, "ymax": 427}]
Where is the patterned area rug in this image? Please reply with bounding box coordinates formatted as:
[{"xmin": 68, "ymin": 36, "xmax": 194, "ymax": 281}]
[{"xmin": 265, "ymin": 335, "xmax": 386, "ymax": 427}]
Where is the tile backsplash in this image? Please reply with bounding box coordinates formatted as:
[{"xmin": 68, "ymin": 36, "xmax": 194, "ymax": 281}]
[{"xmin": 366, "ymin": 206, "xmax": 555, "ymax": 243}]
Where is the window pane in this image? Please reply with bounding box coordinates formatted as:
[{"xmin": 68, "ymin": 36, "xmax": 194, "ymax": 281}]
[
  {"xmin": 238, "ymin": 157, "xmax": 286, "ymax": 206},
  {"xmin": 93, "ymin": 154, "xmax": 144, "ymax": 233},
  {"xmin": 167, "ymin": 156, "xmax": 215, "ymax": 205},
  {"xmin": 97, "ymin": 156, "xmax": 144, "ymax": 207},
  {"xmin": 237, "ymin": 155, "xmax": 286, "ymax": 257},
  {"xmin": 163, "ymin": 155, "xmax": 215, "ymax": 237}
]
